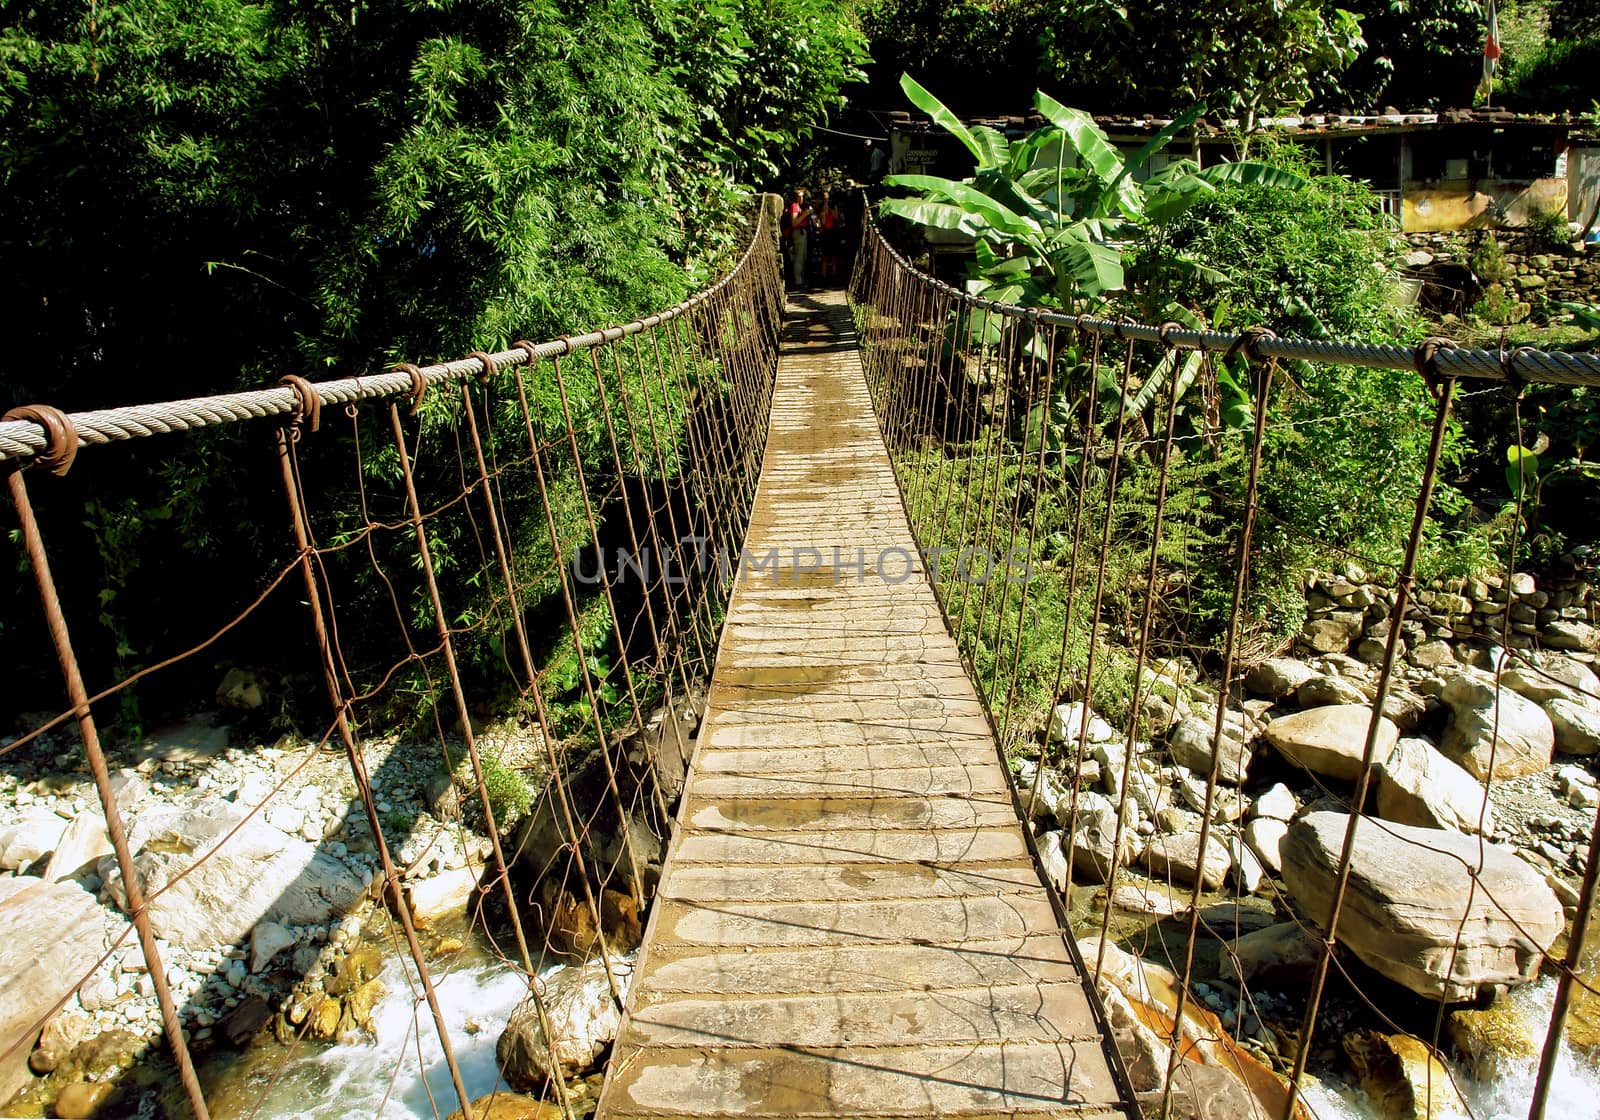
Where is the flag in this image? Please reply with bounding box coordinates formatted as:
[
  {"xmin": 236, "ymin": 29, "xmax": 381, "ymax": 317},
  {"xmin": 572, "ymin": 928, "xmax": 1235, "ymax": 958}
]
[{"xmin": 1483, "ymin": 0, "xmax": 1502, "ymax": 82}]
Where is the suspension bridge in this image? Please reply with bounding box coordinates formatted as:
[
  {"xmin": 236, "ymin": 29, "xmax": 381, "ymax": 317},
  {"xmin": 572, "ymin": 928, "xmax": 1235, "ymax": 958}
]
[
  {"xmin": 4, "ymin": 196, "xmax": 1600, "ymax": 1120},
  {"xmin": 594, "ymin": 289, "xmax": 1133, "ymax": 1118}
]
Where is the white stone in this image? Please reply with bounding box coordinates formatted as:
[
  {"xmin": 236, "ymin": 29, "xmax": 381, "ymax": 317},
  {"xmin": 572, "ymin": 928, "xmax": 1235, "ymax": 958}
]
[
  {"xmin": 99, "ymin": 798, "xmax": 364, "ymax": 951},
  {"xmin": 1228, "ymin": 836, "xmax": 1265, "ymax": 894},
  {"xmin": 1250, "ymin": 784, "xmax": 1297, "ymax": 822},
  {"xmin": 44, "ymin": 810, "xmax": 113, "ymax": 882},
  {"xmin": 0, "ymin": 878, "xmax": 111, "ymax": 1102},
  {"xmin": 1049, "ymin": 702, "xmax": 1118, "ymax": 745},
  {"xmin": 405, "ymin": 865, "xmax": 480, "ymax": 923},
  {"xmin": 250, "ymin": 921, "xmax": 297, "ymax": 973},
  {"xmin": 1375, "ymin": 737, "xmax": 1495, "ymax": 834},
  {"xmin": 1547, "ymin": 696, "xmax": 1600, "ymax": 756},
  {"xmin": 0, "ymin": 812, "xmax": 67, "ymax": 873},
  {"xmin": 1244, "ymin": 658, "xmax": 1317, "ymax": 700},
  {"xmin": 1141, "ymin": 830, "xmax": 1231, "ymax": 890},
  {"xmin": 1439, "ymin": 673, "xmax": 1555, "ymax": 780},
  {"xmin": 1281, "ymin": 812, "xmax": 1563, "ymax": 1001},
  {"xmin": 1037, "ymin": 830, "xmax": 1070, "ymax": 894},
  {"xmin": 1264, "ymin": 704, "xmax": 1399, "ymax": 782},
  {"xmin": 1245, "ymin": 818, "xmax": 1290, "ymax": 876},
  {"xmin": 1167, "ymin": 715, "xmax": 1251, "ymax": 785},
  {"xmin": 1501, "ymin": 655, "xmax": 1600, "ymax": 704},
  {"xmin": 498, "ymin": 956, "xmax": 632, "ymax": 1089}
]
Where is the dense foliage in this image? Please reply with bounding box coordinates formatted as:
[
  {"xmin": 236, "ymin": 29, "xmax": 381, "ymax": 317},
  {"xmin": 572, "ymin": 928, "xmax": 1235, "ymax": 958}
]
[
  {"xmin": 876, "ymin": 84, "xmax": 1476, "ymax": 726},
  {"xmin": 859, "ymin": 0, "xmax": 1597, "ymax": 115},
  {"xmin": 0, "ymin": 0, "xmax": 864, "ymax": 734}
]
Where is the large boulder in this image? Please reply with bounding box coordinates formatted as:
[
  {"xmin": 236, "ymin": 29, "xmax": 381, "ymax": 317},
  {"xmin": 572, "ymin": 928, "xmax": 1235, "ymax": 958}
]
[
  {"xmin": 1244, "ymin": 658, "xmax": 1316, "ymax": 700},
  {"xmin": 1141, "ymin": 831, "xmax": 1231, "ymax": 890},
  {"xmin": 1544, "ymin": 620, "xmax": 1599, "ymax": 651},
  {"xmin": 1501, "ymin": 655, "xmax": 1600, "ymax": 704},
  {"xmin": 1066, "ymin": 791, "xmax": 1140, "ymax": 882},
  {"xmin": 1343, "ymin": 1030, "xmax": 1470, "ymax": 1120},
  {"xmin": 1049, "ymin": 702, "xmax": 1119, "ymax": 746},
  {"xmin": 1438, "ymin": 674, "xmax": 1554, "ymax": 781},
  {"xmin": 99, "ymin": 798, "xmax": 363, "ymax": 950},
  {"xmin": 1296, "ymin": 675, "xmax": 1369, "ymax": 708},
  {"xmin": 1281, "ymin": 812, "xmax": 1562, "ymax": 1001},
  {"xmin": 0, "ymin": 812, "xmax": 67, "ymax": 873},
  {"xmin": 1375, "ymin": 738, "xmax": 1494, "ymax": 834},
  {"xmin": 1302, "ymin": 614, "xmax": 1363, "ymax": 654},
  {"xmin": 1546, "ymin": 696, "xmax": 1600, "ymax": 756},
  {"xmin": 0, "ymin": 878, "xmax": 111, "ymax": 1102},
  {"xmin": 498, "ymin": 956, "xmax": 630, "ymax": 1089},
  {"xmin": 1167, "ymin": 715, "xmax": 1252, "ymax": 785},
  {"xmin": 1264, "ymin": 705, "xmax": 1398, "ymax": 783}
]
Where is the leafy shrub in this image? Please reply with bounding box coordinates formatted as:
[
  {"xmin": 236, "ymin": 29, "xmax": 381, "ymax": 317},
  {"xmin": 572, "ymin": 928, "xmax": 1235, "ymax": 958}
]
[{"xmin": 455, "ymin": 755, "xmax": 534, "ymax": 833}]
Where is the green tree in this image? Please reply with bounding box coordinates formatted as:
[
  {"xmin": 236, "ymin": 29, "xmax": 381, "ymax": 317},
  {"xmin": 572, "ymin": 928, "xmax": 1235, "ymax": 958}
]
[{"xmin": 0, "ymin": 0, "xmax": 865, "ymax": 729}]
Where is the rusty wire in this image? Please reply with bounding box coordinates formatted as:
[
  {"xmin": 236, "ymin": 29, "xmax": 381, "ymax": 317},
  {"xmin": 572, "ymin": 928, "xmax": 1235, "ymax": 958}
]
[
  {"xmin": 851, "ymin": 207, "xmax": 1600, "ymax": 1120},
  {"xmin": 2, "ymin": 198, "xmax": 782, "ymax": 1120}
]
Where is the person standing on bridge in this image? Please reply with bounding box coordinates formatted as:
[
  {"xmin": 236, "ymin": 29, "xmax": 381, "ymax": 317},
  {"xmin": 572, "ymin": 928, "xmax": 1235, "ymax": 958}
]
[{"xmin": 785, "ymin": 187, "xmax": 814, "ymax": 290}]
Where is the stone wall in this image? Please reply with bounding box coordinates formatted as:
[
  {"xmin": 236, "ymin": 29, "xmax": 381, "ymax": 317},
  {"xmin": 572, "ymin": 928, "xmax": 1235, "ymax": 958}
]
[
  {"xmin": 1405, "ymin": 230, "xmax": 1600, "ymax": 314},
  {"xmin": 1301, "ymin": 560, "xmax": 1599, "ymax": 664}
]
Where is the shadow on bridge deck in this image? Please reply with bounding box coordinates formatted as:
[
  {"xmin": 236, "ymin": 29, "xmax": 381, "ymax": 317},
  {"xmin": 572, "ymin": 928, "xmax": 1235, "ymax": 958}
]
[{"xmin": 593, "ymin": 291, "xmax": 1138, "ymax": 1120}]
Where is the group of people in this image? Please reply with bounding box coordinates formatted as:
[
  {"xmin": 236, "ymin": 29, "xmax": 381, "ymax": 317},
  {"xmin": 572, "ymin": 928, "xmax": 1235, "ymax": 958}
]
[{"xmin": 782, "ymin": 187, "xmax": 847, "ymax": 291}]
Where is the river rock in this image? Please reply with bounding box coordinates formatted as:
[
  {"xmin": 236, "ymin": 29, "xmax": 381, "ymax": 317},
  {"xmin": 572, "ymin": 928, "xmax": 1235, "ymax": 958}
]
[
  {"xmin": 99, "ymin": 798, "xmax": 363, "ymax": 950},
  {"xmin": 250, "ymin": 921, "xmax": 297, "ymax": 973},
  {"xmin": 1066, "ymin": 791, "xmax": 1139, "ymax": 882},
  {"xmin": 1050, "ymin": 701, "xmax": 1118, "ymax": 745},
  {"xmin": 27, "ymin": 1008, "xmax": 90, "ymax": 1075},
  {"xmin": 1409, "ymin": 640, "xmax": 1457, "ymax": 669},
  {"xmin": 53, "ymin": 1080, "xmax": 118, "ymax": 1119},
  {"xmin": 1037, "ymin": 830, "xmax": 1071, "ymax": 893},
  {"xmin": 1218, "ymin": 922, "xmax": 1322, "ymax": 987},
  {"xmin": 342, "ymin": 978, "xmax": 387, "ymax": 1035},
  {"xmin": 1342, "ymin": 1030, "xmax": 1469, "ymax": 1120},
  {"xmin": 0, "ymin": 878, "xmax": 110, "ymax": 1103},
  {"xmin": 1502, "ymin": 655, "xmax": 1600, "ymax": 703},
  {"xmin": 1447, "ymin": 1001, "xmax": 1536, "ymax": 1080},
  {"xmin": 406, "ymin": 865, "xmax": 481, "ymax": 925},
  {"xmin": 1302, "ymin": 615, "xmax": 1362, "ymax": 654},
  {"xmin": 446, "ymin": 1094, "xmax": 562, "ymax": 1120},
  {"xmin": 1264, "ymin": 705, "xmax": 1398, "ymax": 782},
  {"xmin": 1296, "ymin": 674, "xmax": 1368, "ymax": 708},
  {"xmin": 43, "ymin": 811, "xmax": 114, "ymax": 883},
  {"xmin": 1244, "ymin": 818, "xmax": 1289, "ymax": 875},
  {"xmin": 1375, "ymin": 738, "xmax": 1494, "ymax": 834},
  {"xmin": 1438, "ymin": 674, "xmax": 1554, "ymax": 780},
  {"xmin": 1545, "ymin": 619, "xmax": 1599, "ymax": 651},
  {"xmin": 1281, "ymin": 812, "xmax": 1563, "ymax": 1000},
  {"xmin": 1176, "ymin": 775, "xmax": 1244, "ymax": 823},
  {"xmin": 1250, "ymin": 784, "xmax": 1297, "ymax": 822},
  {"xmin": 1141, "ymin": 830, "xmax": 1231, "ymax": 890},
  {"xmin": 1244, "ymin": 658, "xmax": 1316, "ymax": 700},
  {"xmin": 498, "ymin": 956, "xmax": 630, "ymax": 1089},
  {"xmin": 1167, "ymin": 716, "xmax": 1251, "ymax": 785},
  {"xmin": 1547, "ymin": 696, "xmax": 1600, "ymax": 756},
  {"xmin": 0, "ymin": 812, "xmax": 66, "ymax": 873}
]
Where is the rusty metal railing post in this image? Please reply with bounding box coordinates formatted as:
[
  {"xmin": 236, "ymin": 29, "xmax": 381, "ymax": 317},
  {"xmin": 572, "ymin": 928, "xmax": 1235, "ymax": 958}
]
[
  {"xmin": 1282, "ymin": 363, "xmax": 1459, "ymax": 1120},
  {"xmin": 273, "ymin": 423, "xmax": 482, "ymax": 1120},
  {"xmin": 4, "ymin": 452, "xmax": 212, "ymax": 1120},
  {"xmin": 1160, "ymin": 340, "xmax": 1275, "ymax": 1120}
]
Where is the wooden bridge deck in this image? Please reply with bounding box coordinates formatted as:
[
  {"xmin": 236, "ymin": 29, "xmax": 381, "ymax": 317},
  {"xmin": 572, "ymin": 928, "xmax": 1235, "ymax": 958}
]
[{"xmin": 595, "ymin": 291, "xmax": 1134, "ymax": 1120}]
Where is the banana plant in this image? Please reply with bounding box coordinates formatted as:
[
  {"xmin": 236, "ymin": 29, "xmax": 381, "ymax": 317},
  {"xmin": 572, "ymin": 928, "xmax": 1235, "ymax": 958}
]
[{"xmin": 880, "ymin": 74, "xmax": 1308, "ymax": 312}]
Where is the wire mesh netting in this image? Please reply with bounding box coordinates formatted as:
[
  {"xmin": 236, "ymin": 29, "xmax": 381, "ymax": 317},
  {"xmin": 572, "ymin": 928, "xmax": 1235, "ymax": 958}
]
[
  {"xmin": 1, "ymin": 201, "xmax": 782, "ymax": 1120},
  {"xmin": 850, "ymin": 209, "xmax": 1600, "ymax": 1120}
]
